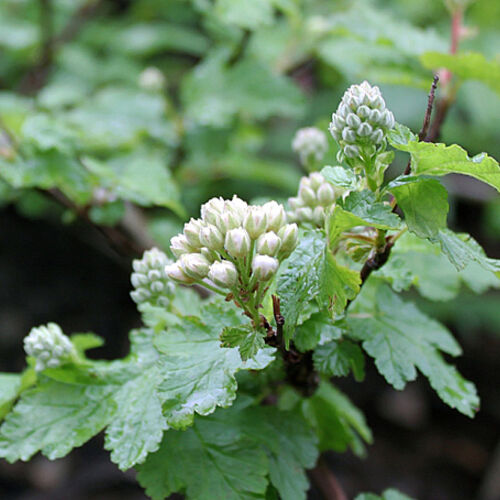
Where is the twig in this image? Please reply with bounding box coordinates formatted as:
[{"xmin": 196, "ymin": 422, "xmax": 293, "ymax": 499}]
[
  {"xmin": 309, "ymin": 458, "xmax": 348, "ymax": 500},
  {"xmin": 402, "ymin": 74, "xmax": 439, "ymax": 176},
  {"xmin": 19, "ymin": 0, "xmax": 108, "ymax": 94}
]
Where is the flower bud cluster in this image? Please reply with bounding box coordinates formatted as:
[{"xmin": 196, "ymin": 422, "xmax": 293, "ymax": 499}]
[
  {"xmin": 288, "ymin": 172, "xmax": 347, "ymax": 227},
  {"xmin": 292, "ymin": 127, "xmax": 328, "ymax": 168},
  {"xmin": 166, "ymin": 196, "xmax": 298, "ymax": 303},
  {"xmin": 329, "ymin": 81, "xmax": 395, "ymax": 163},
  {"xmin": 130, "ymin": 247, "xmax": 175, "ymax": 307},
  {"xmin": 24, "ymin": 323, "xmax": 75, "ymax": 372}
]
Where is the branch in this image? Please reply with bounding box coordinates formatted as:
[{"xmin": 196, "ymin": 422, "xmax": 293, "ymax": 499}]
[
  {"xmin": 309, "ymin": 458, "xmax": 348, "ymax": 500},
  {"xmin": 19, "ymin": 0, "xmax": 109, "ymax": 94}
]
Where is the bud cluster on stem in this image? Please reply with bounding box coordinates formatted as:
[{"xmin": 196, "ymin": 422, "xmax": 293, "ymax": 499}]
[
  {"xmin": 130, "ymin": 247, "xmax": 175, "ymax": 307},
  {"xmin": 24, "ymin": 323, "xmax": 75, "ymax": 372},
  {"xmin": 292, "ymin": 127, "xmax": 328, "ymax": 170},
  {"xmin": 288, "ymin": 172, "xmax": 348, "ymax": 227},
  {"xmin": 329, "ymin": 81, "xmax": 395, "ymax": 182},
  {"xmin": 166, "ymin": 196, "xmax": 298, "ymax": 327}
]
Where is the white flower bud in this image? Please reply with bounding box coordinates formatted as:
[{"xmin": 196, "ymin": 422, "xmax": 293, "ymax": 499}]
[
  {"xmin": 243, "ymin": 207, "xmax": 268, "ymax": 239},
  {"xmin": 309, "ymin": 172, "xmax": 324, "ymax": 191},
  {"xmin": 201, "ymin": 247, "xmax": 219, "ymax": 263},
  {"xmin": 165, "ymin": 262, "xmax": 195, "ymax": 284},
  {"xmin": 139, "ymin": 67, "xmax": 166, "ymax": 92},
  {"xmin": 252, "ymin": 255, "xmax": 279, "ymax": 281},
  {"xmin": 208, "ymin": 260, "xmax": 238, "ymax": 289},
  {"xmin": 298, "ymin": 184, "xmax": 316, "ymax": 206},
  {"xmin": 262, "ymin": 201, "xmax": 286, "ymax": 232},
  {"xmin": 257, "ymin": 231, "xmax": 281, "ymax": 256},
  {"xmin": 179, "ymin": 253, "xmax": 210, "ymax": 280},
  {"xmin": 224, "ymin": 195, "xmax": 248, "ymax": 221},
  {"xmin": 317, "ymin": 183, "xmax": 335, "ymax": 205},
  {"xmin": 199, "ymin": 225, "xmax": 224, "ymax": 252},
  {"xmin": 292, "ymin": 127, "xmax": 328, "ymax": 166},
  {"xmin": 312, "ymin": 206, "xmax": 325, "ymax": 226},
  {"xmin": 201, "ymin": 197, "xmax": 225, "ymax": 225},
  {"xmin": 218, "ymin": 211, "xmax": 241, "ymax": 234},
  {"xmin": 278, "ymin": 224, "xmax": 299, "ymax": 256},
  {"xmin": 296, "ymin": 207, "xmax": 313, "ymax": 221},
  {"xmin": 288, "ymin": 197, "xmax": 303, "ymax": 210},
  {"xmin": 24, "ymin": 323, "xmax": 74, "ymax": 372},
  {"xmin": 170, "ymin": 234, "xmax": 193, "ymax": 258},
  {"xmin": 183, "ymin": 218, "xmax": 204, "ymax": 248},
  {"xmin": 225, "ymin": 228, "xmax": 251, "ymax": 258}
]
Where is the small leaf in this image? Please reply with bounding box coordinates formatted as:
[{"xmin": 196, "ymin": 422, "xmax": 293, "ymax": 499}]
[
  {"xmin": 301, "ymin": 381, "xmax": 372, "ymax": 455},
  {"xmin": 390, "ymin": 140, "xmax": 500, "ymax": 193},
  {"xmin": 356, "ymin": 488, "xmax": 416, "ymax": 500},
  {"xmin": 432, "ymin": 229, "xmax": 500, "ymax": 273},
  {"xmin": 314, "ymin": 340, "xmax": 365, "ymax": 381},
  {"xmin": 294, "ymin": 312, "xmax": 343, "ymax": 352},
  {"xmin": 321, "ymin": 165, "xmax": 359, "ymax": 190},
  {"xmin": 389, "ymin": 177, "xmax": 449, "ymax": 238},
  {"xmin": 220, "ymin": 325, "xmax": 265, "ymax": 361},
  {"xmin": 347, "ymin": 284, "xmax": 479, "ymax": 417}
]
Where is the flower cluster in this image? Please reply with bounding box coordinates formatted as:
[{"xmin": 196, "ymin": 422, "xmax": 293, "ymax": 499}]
[
  {"xmin": 130, "ymin": 247, "xmax": 175, "ymax": 307},
  {"xmin": 329, "ymin": 81, "xmax": 395, "ymax": 163},
  {"xmin": 24, "ymin": 323, "xmax": 75, "ymax": 372},
  {"xmin": 288, "ymin": 172, "xmax": 347, "ymax": 227},
  {"xmin": 292, "ymin": 127, "xmax": 328, "ymax": 169},
  {"xmin": 166, "ymin": 196, "xmax": 298, "ymax": 324}
]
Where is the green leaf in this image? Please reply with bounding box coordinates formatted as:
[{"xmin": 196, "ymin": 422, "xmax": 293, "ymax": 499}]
[
  {"xmin": 314, "ymin": 340, "xmax": 365, "ymax": 382},
  {"xmin": 346, "ymin": 284, "xmax": 479, "ymax": 417},
  {"xmin": 215, "ymin": 0, "xmax": 274, "ymax": 29},
  {"xmin": 0, "ymin": 374, "xmax": 23, "ymax": 420},
  {"xmin": 278, "ymin": 231, "xmax": 326, "ymax": 345},
  {"xmin": 220, "ymin": 325, "xmax": 265, "ymax": 361},
  {"xmin": 318, "ymin": 250, "xmax": 361, "ymax": 317},
  {"xmin": 0, "ymin": 151, "xmax": 95, "ymax": 205},
  {"xmin": 84, "ymin": 151, "xmax": 184, "ymax": 216},
  {"xmin": 137, "ymin": 416, "xmax": 269, "ymax": 500},
  {"xmin": 294, "ymin": 312, "xmax": 343, "ymax": 352},
  {"xmin": 356, "ymin": 488, "xmax": 415, "ymax": 500},
  {"xmin": 320, "ymin": 165, "xmax": 359, "ymax": 190},
  {"xmin": 390, "ymin": 140, "xmax": 500, "ymax": 193},
  {"xmin": 182, "ymin": 50, "xmax": 303, "ymax": 128},
  {"xmin": 432, "ymin": 229, "xmax": 500, "ymax": 273},
  {"xmin": 137, "ymin": 401, "xmax": 318, "ymax": 500},
  {"xmin": 377, "ymin": 232, "xmax": 499, "ymax": 300},
  {"xmin": 301, "ymin": 381, "xmax": 372, "ymax": 455},
  {"xmin": 389, "ymin": 177, "xmax": 449, "ymax": 238},
  {"xmin": 155, "ymin": 302, "xmax": 275, "ymax": 429},
  {"xmin": 104, "ymin": 366, "xmax": 166, "ymax": 471},
  {"xmin": 0, "ymin": 376, "xmax": 116, "ymax": 462},
  {"xmin": 420, "ymin": 51, "xmax": 500, "ymax": 95},
  {"xmin": 70, "ymin": 333, "xmax": 104, "ymax": 355},
  {"xmin": 328, "ymin": 191, "xmax": 401, "ymax": 246}
]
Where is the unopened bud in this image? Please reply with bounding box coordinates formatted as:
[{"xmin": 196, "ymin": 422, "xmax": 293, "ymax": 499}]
[
  {"xmin": 183, "ymin": 218, "xmax": 204, "ymax": 248},
  {"xmin": 243, "ymin": 207, "xmax": 268, "ymax": 239},
  {"xmin": 317, "ymin": 183, "xmax": 335, "ymax": 205},
  {"xmin": 165, "ymin": 262, "xmax": 195, "ymax": 284},
  {"xmin": 24, "ymin": 323, "xmax": 74, "ymax": 372},
  {"xmin": 256, "ymin": 232, "xmax": 281, "ymax": 256},
  {"xmin": 179, "ymin": 253, "xmax": 210, "ymax": 280},
  {"xmin": 208, "ymin": 260, "xmax": 238, "ymax": 288},
  {"xmin": 201, "ymin": 197, "xmax": 225, "ymax": 225},
  {"xmin": 199, "ymin": 225, "xmax": 224, "ymax": 252},
  {"xmin": 225, "ymin": 228, "xmax": 251, "ymax": 258},
  {"xmin": 170, "ymin": 234, "xmax": 193, "ymax": 258},
  {"xmin": 262, "ymin": 201, "xmax": 286, "ymax": 232},
  {"xmin": 278, "ymin": 224, "xmax": 299, "ymax": 256},
  {"xmin": 252, "ymin": 255, "xmax": 279, "ymax": 281}
]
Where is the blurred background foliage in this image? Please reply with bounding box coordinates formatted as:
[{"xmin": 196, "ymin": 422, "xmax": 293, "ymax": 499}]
[{"xmin": 0, "ymin": 0, "xmax": 499, "ymax": 498}]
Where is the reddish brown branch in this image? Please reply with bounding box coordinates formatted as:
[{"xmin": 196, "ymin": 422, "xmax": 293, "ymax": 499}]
[{"xmin": 309, "ymin": 458, "xmax": 348, "ymax": 500}]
